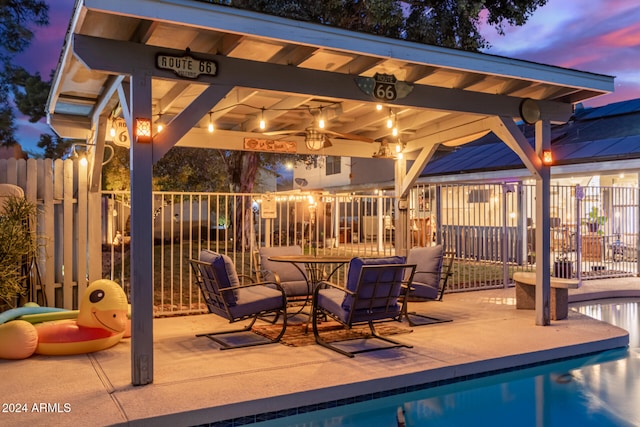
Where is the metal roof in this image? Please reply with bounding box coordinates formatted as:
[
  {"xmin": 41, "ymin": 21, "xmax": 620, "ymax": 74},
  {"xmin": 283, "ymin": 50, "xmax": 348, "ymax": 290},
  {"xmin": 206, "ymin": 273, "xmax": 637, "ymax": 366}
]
[
  {"xmin": 47, "ymin": 0, "xmax": 614, "ymax": 159},
  {"xmin": 422, "ymin": 98, "xmax": 640, "ymax": 178}
]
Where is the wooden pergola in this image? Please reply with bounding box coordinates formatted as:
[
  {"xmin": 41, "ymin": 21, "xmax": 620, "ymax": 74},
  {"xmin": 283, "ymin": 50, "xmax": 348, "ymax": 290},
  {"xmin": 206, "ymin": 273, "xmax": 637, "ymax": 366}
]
[{"xmin": 47, "ymin": 0, "xmax": 614, "ymax": 385}]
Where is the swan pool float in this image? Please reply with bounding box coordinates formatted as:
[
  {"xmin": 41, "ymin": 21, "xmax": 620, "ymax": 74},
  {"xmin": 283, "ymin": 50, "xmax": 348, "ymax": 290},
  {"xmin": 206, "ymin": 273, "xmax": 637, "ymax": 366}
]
[{"xmin": 0, "ymin": 279, "xmax": 129, "ymax": 359}]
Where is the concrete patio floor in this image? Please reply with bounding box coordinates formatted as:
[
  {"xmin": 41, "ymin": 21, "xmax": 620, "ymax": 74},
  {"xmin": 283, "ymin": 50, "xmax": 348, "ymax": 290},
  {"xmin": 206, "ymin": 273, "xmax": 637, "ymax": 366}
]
[{"xmin": 2, "ymin": 277, "xmax": 639, "ymax": 427}]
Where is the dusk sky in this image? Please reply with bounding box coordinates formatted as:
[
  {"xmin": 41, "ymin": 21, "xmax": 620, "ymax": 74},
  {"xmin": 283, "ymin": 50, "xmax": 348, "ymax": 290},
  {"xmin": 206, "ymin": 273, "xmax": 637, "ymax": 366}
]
[{"xmin": 12, "ymin": 0, "xmax": 640, "ymax": 154}]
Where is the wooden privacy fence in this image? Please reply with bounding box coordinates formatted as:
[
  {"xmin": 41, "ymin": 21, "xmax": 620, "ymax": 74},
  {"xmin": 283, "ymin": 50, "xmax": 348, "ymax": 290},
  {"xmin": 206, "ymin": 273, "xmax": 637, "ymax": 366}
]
[{"xmin": 0, "ymin": 157, "xmax": 102, "ymax": 309}]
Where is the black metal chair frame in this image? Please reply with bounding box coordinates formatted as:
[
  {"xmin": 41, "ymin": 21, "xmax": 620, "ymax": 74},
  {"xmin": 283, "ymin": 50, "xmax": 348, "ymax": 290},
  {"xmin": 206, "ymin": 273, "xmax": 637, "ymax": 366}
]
[
  {"xmin": 312, "ymin": 263, "xmax": 416, "ymax": 358},
  {"xmin": 400, "ymin": 251, "xmax": 455, "ymax": 326},
  {"xmin": 189, "ymin": 259, "xmax": 287, "ymax": 350}
]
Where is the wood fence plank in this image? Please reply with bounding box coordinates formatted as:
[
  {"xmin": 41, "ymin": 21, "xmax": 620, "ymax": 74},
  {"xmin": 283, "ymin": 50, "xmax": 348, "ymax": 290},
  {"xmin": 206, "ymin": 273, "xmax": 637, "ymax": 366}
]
[
  {"xmin": 63, "ymin": 159, "xmax": 74, "ymax": 309},
  {"xmin": 77, "ymin": 158, "xmax": 88, "ymax": 297},
  {"xmin": 6, "ymin": 158, "xmax": 17, "ymax": 185},
  {"xmin": 43, "ymin": 159, "xmax": 56, "ymax": 306},
  {"xmin": 25, "ymin": 159, "xmax": 37, "ymax": 203}
]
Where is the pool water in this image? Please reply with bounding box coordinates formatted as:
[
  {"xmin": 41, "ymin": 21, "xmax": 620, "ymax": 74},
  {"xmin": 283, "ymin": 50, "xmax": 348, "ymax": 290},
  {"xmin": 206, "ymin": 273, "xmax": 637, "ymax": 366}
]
[{"xmin": 254, "ymin": 299, "xmax": 640, "ymax": 427}]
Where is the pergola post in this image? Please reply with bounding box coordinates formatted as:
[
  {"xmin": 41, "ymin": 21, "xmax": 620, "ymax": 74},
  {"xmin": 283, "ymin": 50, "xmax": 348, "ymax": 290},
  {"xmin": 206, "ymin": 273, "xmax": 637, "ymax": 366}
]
[
  {"xmin": 535, "ymin": 120, "xmax": 552, "ymax": 325},
  {"xmin": 394, "ymin": 157, "xmax": 409, "ymax": 257},
  {"xmin": 129, "ymin": 71, "xmax": 155, "ymax": 385}
]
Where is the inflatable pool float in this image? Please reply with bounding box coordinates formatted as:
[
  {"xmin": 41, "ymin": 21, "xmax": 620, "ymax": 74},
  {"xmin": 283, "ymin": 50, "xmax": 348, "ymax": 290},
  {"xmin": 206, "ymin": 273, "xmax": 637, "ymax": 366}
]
[{"xmin": 0, "ymin": 279, "xmax": 129, "ymax": 359}]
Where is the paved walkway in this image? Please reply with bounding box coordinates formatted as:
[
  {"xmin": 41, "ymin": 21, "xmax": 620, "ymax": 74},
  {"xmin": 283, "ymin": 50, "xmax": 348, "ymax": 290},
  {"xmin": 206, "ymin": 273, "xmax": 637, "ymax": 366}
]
[{"xmin": 1, "ymin": 277, "xmax": 639, "ymax": 427}]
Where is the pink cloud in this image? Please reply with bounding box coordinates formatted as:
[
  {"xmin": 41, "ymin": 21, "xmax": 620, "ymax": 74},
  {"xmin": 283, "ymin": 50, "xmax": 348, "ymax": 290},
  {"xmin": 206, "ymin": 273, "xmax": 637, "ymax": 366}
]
[{"xmin": 600, "ymin": 23, "xmax": 640, "ymax": 47}]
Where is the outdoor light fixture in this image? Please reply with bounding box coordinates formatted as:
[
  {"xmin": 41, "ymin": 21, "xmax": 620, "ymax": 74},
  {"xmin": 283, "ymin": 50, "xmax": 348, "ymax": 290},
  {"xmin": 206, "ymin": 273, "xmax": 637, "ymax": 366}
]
[
  {"xmin": 372, "ymin": 139, "xmax": 394, "ymax": 159},
  {"xmin": 259, "ymin": 108, "xmax": 266, "ymax": 130},
  {"xmin": 135, "ymin": 117, "xmax": 152, "ymax": 143},
  {"xmin": 305, "ymin": 127, "xmax": 326, "ymax": 151},
  {"xmin": 519, "ymin": 98, "xmax": 541, "ymax": 125},
  {"xmin": 542, "ymin": 149, "xmax": 553, "ymax": 165},
  {"xmin": 109, "ymin": 125, "xmax": 116, "ymax": 138},
  {"xmin": 208, "ymin": 112, "xmax": 214, "ymax": 133},
  {"xmin": 71, "ymin": 142, "xmax": 115, "ymax": 166}
]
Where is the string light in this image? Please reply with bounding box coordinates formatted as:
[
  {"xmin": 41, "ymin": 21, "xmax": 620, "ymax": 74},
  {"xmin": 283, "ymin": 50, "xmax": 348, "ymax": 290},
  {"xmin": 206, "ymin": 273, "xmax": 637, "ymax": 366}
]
[
  {"xmin": 259, "ymin": 108, "xmax": 266, "ymax": 130},
  {"xmin": 318, "ymin": 107, "xmax": 325, "ymax": 129},
  {"xmin": 208, "ymin": 112, "xmax": 214, "ymax": 133},
  {"xmin": 110, "ymin": 126, "xmax": 116, "ymax": 138}
]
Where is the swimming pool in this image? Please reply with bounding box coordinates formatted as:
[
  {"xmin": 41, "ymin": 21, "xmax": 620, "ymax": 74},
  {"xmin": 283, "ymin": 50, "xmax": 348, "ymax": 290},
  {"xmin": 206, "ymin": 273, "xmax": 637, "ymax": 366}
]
[{"xmin": 253, "ymin": 299, "xmax": 639, "ymax": 427}]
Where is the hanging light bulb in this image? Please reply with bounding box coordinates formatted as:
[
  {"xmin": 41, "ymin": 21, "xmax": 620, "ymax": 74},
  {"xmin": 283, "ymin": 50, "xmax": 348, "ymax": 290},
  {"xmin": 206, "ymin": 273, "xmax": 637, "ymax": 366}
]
[
  {"xmin": 376, "ymin": 104, "xmax": 383, "ymax": 111},
  {"xmin": 156, "ymin": 113, "xmax": 163, "ymax": 133},
  {"xmin": 208, "ymin": 112, "xmax": 214, "ymax": 133},
  {"xmin": 109, "ymin": 124, "xmax": 116, "ymax": 138},
  {"xmin": 259, "ymin": 108, "xmax": 266, "ymax": 130},
  {"xmin": 395, "ymin": 142, "xmax": 402, "ymax": 153},
  {"xmin": 318, "ymin": 108, "xmax": 325, "ymax": 129},
  {"xmin": 391, "ymin": 112, "xmax": 398, "ymax": 136}
]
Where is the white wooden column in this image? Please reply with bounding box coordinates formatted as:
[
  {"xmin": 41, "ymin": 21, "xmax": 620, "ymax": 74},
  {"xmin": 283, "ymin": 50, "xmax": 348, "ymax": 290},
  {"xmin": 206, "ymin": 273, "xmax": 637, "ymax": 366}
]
[
  {"xmin": 128, "ymin": 71, "xmax": 154, "ymax": 385},
  {"xmin": 535, "ymin": 120, "xmax": 551, "ymax": 325},
  {"xmin": 394, "ymin": 157, "xmax": 408, "ymax": 257}
]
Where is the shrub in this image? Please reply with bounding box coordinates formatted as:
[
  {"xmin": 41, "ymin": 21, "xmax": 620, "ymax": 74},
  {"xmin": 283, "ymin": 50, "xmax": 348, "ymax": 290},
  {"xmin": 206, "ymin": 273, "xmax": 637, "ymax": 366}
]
[{"xmin": 0, "ymin": 196, "xmax": 38, "ymax": 309}]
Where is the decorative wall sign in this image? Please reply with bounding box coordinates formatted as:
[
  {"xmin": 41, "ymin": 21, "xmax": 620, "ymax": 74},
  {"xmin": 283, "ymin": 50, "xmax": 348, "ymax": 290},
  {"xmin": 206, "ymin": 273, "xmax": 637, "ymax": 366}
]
[
  {"xmin": 156, "ymin": 48, "xmax": 217, "ymax": 79},
  {"xmin": 261, "ymin": 193, "xmax": 277, "ymax": 219},
  {"xmin": 243, "ymin": 138, "xmax": 297, "ymax": 153},
  {"xmin": 109, "ymin": 117, "xmax": 130, "ymax": 147},
  {"xmin": 355, "ymin": 73, "xmax": 413, "ymax": 101}
]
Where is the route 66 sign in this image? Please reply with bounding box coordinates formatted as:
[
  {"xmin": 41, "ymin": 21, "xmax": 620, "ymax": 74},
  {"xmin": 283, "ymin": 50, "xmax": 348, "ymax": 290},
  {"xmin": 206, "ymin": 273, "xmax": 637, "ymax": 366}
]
[{"xmin": 355, "ymin": 73, "xmax": 413, "ymax": 101}]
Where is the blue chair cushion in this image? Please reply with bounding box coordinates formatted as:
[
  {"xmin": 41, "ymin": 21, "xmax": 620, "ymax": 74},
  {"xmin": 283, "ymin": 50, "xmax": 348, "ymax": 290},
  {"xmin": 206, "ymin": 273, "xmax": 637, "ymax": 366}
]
[
  {"xmin": 229, "ymin": 285, "xmax": 284, "ymax": 318},
  {"xmin": 342, "ymin": 256, "xmax": 405, "ymax": 311},
  {"xmin": 345, "ymin": 256, "xmax": 405, "ymax": 293},
  {"xmin": 278, "ymin": 280, "xmax": 310, "ymax": 297},
  {"xmin": 259, "ymin": 246, "xmax": 309, "ymax": 297},
  {"xmin": 406, "ymin": 245, "xmax": 443, "ymax": 300},
  {"xmin": 318, "ymin": 287, "xmax": 401, "ymax": 324},
  {"xmin": 199, "ymin": 250, "xmax": 239, "ymax": 306},
  {"xmin": 259, "ymin": 246, "xmax": 308, "ymax": 284}
]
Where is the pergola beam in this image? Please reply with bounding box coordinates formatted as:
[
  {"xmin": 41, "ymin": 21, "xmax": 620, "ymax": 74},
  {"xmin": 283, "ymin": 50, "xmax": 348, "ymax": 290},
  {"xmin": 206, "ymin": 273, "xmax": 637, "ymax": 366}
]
[{"xmin": 72, "ymin": 35, "xmax": 574, "ymax": 123}]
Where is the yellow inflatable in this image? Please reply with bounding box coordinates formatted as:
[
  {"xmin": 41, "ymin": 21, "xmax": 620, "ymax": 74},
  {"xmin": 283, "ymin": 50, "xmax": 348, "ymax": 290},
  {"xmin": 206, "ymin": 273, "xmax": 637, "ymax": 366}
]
[{"xmin": 0, "ymin": 280, "xmax": 129, "ymax": 359}]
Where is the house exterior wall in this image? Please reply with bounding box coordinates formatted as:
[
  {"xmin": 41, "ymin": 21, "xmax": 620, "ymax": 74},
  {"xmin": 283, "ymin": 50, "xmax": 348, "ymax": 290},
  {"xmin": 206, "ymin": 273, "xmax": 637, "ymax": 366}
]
[
  {"xmin": 292, "ymin": 156, "xmax": 351, "ymax": 189},
  {"xmin": 349, "ymin": 157, "xmax": 394, "ymax": 186}
]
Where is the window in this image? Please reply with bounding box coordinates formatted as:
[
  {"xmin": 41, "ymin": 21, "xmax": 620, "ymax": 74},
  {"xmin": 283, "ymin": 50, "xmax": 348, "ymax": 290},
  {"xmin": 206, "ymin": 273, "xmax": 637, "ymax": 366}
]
[{"xmin": 325, "ymin": 156, "xmax": 341, "ymax": 175}]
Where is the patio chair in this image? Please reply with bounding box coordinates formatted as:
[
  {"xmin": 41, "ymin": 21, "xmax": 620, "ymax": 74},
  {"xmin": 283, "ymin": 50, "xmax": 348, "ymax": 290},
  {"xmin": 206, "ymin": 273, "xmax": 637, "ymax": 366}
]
[
  {"xmin": 312, "ymin": 256, "xmax": 415, "ymax": 358},
  {"xmin": 258, "ymin": 246, "xmax": 311, "ymax": 313},
  {"xmin": 400, "ymin": 245, "xmax": 454, "ymax": 326},
  {"xmin": 189, "ymin": 250, "xmax": 287, "ymax": 349}
]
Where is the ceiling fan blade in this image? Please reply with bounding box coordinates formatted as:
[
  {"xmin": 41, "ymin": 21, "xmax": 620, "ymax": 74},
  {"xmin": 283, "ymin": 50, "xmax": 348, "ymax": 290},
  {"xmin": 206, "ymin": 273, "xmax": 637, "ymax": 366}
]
[
  {"xmin": 322, "ymin": 129, "xmax": 375, "ymax": 143},
  {"xmin": 322, "ymin": 135, "xmax": 332, "ymax": 148},
  {"xmin": 262, "ymin": 130, "xmax": 306, "ymax": 136}
]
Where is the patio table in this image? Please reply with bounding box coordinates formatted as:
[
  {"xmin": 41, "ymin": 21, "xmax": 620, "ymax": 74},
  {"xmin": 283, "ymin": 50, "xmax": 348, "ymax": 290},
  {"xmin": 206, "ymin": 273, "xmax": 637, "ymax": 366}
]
[
  {"xmin": 267, "ymin": 254, "xmax": 353, "ymax": 291},
  {"xmin": 268, "ymin": 254, "xmax": 353, "ymax": 331}
]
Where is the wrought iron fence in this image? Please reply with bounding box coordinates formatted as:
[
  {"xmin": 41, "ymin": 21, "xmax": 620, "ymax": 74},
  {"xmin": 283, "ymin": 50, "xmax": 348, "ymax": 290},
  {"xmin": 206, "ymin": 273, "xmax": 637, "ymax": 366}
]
[{"xmin": 102, "ymin": 182, "xmax": 639, "ymax": 316}]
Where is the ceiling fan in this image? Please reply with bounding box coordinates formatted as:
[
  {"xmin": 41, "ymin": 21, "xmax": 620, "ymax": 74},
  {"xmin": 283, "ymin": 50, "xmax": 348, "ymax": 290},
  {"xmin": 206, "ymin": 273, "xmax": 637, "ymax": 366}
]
[{"xmin": 263, "ymin": 111, "xmax": 374, "ymax": 151}]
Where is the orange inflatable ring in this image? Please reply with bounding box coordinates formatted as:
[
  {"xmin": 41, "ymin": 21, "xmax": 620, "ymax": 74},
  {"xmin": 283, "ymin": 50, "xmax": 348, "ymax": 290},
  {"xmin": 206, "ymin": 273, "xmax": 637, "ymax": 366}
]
[
  {"xmin": 35, "ymin": 320, "xmax": 125, "ymax": 356},
  {"xmin": 0, "ymin": 279, "xmax": 129, "ymax": 359}
]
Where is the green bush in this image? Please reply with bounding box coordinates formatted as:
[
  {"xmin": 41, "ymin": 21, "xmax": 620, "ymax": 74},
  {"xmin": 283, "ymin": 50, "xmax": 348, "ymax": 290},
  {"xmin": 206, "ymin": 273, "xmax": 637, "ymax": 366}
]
[{"xmin": 0, "ymin": 196, "xmax": 38, "ymax": 309}]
